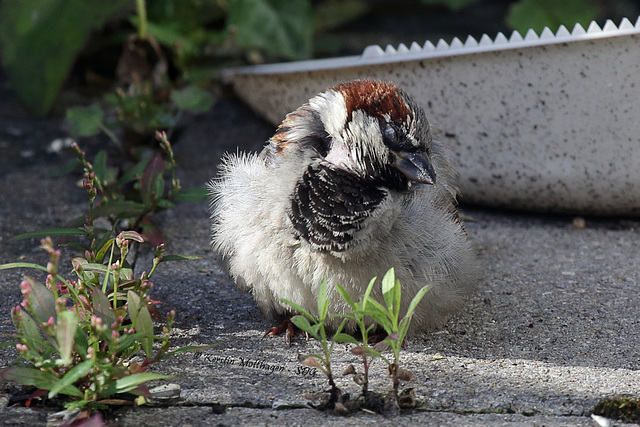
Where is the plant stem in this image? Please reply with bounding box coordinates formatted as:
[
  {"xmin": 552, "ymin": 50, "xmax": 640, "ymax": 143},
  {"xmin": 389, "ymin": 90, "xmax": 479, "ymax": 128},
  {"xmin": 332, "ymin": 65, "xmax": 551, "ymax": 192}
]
[{"xmin": 135, "ymin": 0, "xmax": 148, "ymax": 39}]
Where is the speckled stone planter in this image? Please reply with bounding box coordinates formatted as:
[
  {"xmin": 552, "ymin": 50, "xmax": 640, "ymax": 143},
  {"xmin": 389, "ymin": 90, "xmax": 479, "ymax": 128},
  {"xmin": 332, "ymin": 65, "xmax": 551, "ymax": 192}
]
[{"xmin": 224, "ymin": 18, "xmax": 640, "ymax": 216}]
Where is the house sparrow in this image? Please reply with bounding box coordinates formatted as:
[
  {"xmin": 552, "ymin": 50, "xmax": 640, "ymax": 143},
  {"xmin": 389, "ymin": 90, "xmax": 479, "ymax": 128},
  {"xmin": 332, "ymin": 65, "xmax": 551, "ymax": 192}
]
[{"xmin": 209, "ymin": 80, "xmax": 480, "ymax": 338}]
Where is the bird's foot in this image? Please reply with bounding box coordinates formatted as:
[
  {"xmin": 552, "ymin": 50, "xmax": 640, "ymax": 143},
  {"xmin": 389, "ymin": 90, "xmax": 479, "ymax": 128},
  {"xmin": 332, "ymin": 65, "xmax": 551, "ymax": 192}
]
[{"xmin": 262, "ymin": 315, "xmax": 306, "ymax": 345}]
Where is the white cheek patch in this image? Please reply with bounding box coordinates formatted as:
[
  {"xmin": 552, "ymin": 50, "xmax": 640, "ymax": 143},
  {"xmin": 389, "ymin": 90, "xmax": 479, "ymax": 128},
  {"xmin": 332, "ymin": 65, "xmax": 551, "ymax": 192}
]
[{"xmin": 309, "ymin": 90, "xmax": 348, "ymax": 138}]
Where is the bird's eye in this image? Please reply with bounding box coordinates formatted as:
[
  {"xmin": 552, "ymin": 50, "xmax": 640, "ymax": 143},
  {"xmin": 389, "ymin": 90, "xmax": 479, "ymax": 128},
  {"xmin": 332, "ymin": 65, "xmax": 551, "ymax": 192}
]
[
  {"xmin": 381, "ymin": 122, "xmax": 408, "ymax": 152},
  {"xmin": 383, "ymin": 123, "xmax": 397, "ymax": 143}
]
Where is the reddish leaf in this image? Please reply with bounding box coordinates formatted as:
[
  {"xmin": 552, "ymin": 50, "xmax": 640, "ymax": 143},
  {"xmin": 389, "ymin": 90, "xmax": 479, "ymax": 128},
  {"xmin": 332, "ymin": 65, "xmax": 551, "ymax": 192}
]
[
  {"xmin": 147, "ymin": 304, "xmax": 162, "ymax": 321},
  {"xmin": 25, "ymin": 388, "xmax": 48, "ymax": 407},
  {"xmin": 140, "ymin": 153, "xmax": 164, "ymax": 206},
  {"xmin": 140, "ymin": 219, "xmax": 164, "ymax": 247}
]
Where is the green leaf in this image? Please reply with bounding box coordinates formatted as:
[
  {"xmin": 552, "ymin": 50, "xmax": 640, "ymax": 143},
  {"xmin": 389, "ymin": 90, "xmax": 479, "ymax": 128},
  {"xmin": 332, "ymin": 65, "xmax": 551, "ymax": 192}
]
[
  {"xmin": 48, "ymin": 359, "xmax": 92, "ymax": 398},
  {"xmin": 156, "ymin": 199, "xmax": 176, "ymax": 209},
  {"xmin": 420, "ymin": 0, "xmax": 480, "ymax": 12},
  {"xmin": 74, "ymin": 326, "xmax": 88, "ymax": 357},
  {"xmin": 12, "ymin": 309, "xmax": 45, "ymax": 352},
  {"xmin": 317, "ymin": 279, "xmax": 328, "ymax": 322},
  {"xmin": 115, "ymin": 372, "xmax": 173, "ymax": 394},
  {"xmin": 170, "ymin": 85, "xmax": 215, "ymax": 113},
  {"xmin": 507, "ymin": 0, "xmax": 599, "ymax": 34},
  {"xmin": 114, "ymin": 332, "xmax": 143, "ymax": 354},
  {"xmin": 335, "ymin": 284, "xmax": 356, "ymax": 310},
  {"xmin": 0, "ymin": 0, "xmax": 129, "ymax": 116},
  {"xmin": 55, "ymin": 311, "xmax": 77, "ymax": 366},
  {"xmin": 280, "ymin": 298, "xmax": 315, "ymax": 321},
  {"xmin": 92, "ymin": 287, "xmax": 116, "ymax": 327},
  {"xmin": 290, "ymin": 315, "xmax": 315, "ymax": 337},
  {"xmin": 172, "ymin": 187, "xmax": 208, "ymax": 202},
  {"xmin": 159, "ymin": 254, "xmax": 204, "ymax": 262},
  {"xmin": 117, "ymin": 157, "xmax": 150, "ymax": 186},
  {"xmin": 404, "ymin": 285, "xmax": 430, "ymax": 320},
  {"xmin": 95, "ymin": 238, "xmax": 116, "ymax": 264},
  {"xmin": 22, "ymin": 276, "xmax": 56, "ymax": 325},
  {"xmin": 127, "ymin": 291, "xmax": 154, "ymax": 358},
  {"xmin": 361, "ymin": 276, "xmax": 377, "ymax": 311},
  {"xmin": 93, "ymin": 150, "xmax": 108, "ymax": 184},
  {"xmin": 393, "ymin": 278, "xmax": 401, "ymax": 322},
  {"xmin": 154, "ymin": 175, "xmax": 165, "ymax": 201},
  {"xmin": 332, "ymin": 332, "xmax": 358, "ymax": 345},
  {"xmin": 381, "ymin": 268, "xmax": 395, "ymax": 310},
  {"xmin": 227, "ymin": 0, "xmax": 313, "ymax": 60},
  {"xmin": 9, "ymin": 227, "xmax": 86, "ymax": 242},
  {"xmin": 314, "ymin": 0, "xmax": 369, "ymax": 32},
  {"xmin": 76, "ymin": 262, "xmax": 109, "ymax": 275},
  {"xmin": 91, "ymin": 200, "xmax": 147, "ymax": 219},
  {"xmin": 0, "ymin": 367, "xmax": 82, "ymax": 397},
  {"xmin": 66, "ymin": 104, "xmax": 104, "ymax": 137}
]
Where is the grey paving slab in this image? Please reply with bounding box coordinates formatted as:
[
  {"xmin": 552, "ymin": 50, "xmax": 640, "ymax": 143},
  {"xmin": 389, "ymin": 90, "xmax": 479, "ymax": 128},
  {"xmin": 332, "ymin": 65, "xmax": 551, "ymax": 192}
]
[{"xmin": 0, "ymin": 95, "xmax": 638, "ymax": 426}]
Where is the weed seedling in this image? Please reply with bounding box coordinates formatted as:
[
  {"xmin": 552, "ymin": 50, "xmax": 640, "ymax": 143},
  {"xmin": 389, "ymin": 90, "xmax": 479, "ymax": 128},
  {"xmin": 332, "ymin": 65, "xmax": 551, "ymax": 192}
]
[{"xmin": 281, "ymin": 279, "xmax": 352, "ymax": 407}]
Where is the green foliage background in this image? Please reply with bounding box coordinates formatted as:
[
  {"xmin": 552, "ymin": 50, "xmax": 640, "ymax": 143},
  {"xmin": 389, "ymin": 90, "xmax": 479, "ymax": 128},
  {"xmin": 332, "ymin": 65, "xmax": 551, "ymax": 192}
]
[{"xmin": 0, "ymin": 0, "xmax": 604, "ymax": 116}]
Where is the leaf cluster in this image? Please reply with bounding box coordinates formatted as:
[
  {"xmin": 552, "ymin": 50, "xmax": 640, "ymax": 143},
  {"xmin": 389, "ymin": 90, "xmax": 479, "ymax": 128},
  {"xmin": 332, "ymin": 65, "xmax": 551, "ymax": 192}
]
[
  {"xmin": 17, "ymin": 133, "xmax": 207, "ymax": 250},
  {"xmin": 0, "ymin": 0, "xmax": 318, "ymax": 116},
  {"xmin": 0, "ymin": 234, "xmax": 209, "ymax": 414},
  {"xmin": 282, "ymin": 268, "xmax": 429, "ymax": 415}
]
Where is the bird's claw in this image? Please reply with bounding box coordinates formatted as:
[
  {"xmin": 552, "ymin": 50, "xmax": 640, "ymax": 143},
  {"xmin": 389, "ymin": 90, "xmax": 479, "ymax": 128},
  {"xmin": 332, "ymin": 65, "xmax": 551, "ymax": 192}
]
[{"xmin": 262, "ymin": 316, "xmax": 299, "ymax": 345}]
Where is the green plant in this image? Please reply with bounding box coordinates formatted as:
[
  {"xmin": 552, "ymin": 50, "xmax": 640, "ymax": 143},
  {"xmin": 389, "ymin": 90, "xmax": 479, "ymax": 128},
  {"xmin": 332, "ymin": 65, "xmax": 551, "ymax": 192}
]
[
  {"xmin": 0, "ymin": 233, "xmax": 210, "ymax": 416},
  {"xmin": 15, "ymin": 132, "xmax": 206, "ymax": 250},
  {"xmin": 281, "ymin": 279, "xmax": 351, "ymax": 407},
  {"xmin": 0, "ymin": 129, "xmax": 211, "ymax": 417},
  {"xmin": 284, "ymin": 268, "xmax": 429, "ymax": 416},
  {"xmin": 358, "ymin": 268, "xmax": 429, "ymax": 415},
  {"xmin": 0, "ymin": 0, "xmax": 314, "ymax": 116},
  {"xmin": 506, "ymin": 0, "xmax": 598, "ymax": 34},
  {"xmin": 334, "ymin": 278, "xmax": 378, "ymax": 397},
  {"xmin": 420, "ymin": 0, "xmax": 481, "ymax": 12}
]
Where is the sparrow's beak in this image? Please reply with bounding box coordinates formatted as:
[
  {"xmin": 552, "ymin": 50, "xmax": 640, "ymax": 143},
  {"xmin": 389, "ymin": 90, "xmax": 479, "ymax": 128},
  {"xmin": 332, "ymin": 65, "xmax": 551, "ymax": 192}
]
[{"xmin": 393, "ymin": 151, "xmax": 436, "ymax": 185}]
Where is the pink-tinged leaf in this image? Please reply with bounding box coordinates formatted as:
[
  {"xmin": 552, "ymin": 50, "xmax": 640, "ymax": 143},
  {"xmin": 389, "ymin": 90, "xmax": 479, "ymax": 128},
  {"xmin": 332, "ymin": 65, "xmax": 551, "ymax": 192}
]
[
  {"xmin": 55, "ymin": 311, "xmax": 77, "ymax": 366},
  {"xmin": 386, "ymin": 331, "xmax": 399, "ymax": 342},
  {"xmin": 91, "ymin": 287, "xmax": 115, "ymax": 328},
  {"xmin": 140, "ymin": 153, "xmax": 164, "ymax": 206},
  {"xmin": 351, "ymin": 346, "xmax": 382, "ymax": 358},
  {"xmin": 140, "ymin": 219, "xmax": 164, "ymax": 247},
  {"xmin": 76, "ymin": 412, "xmax": 104, "ymax": 427},
  {"xmin": 133, "ymin": 383, "xmax": 152, "ymax": 399},
  {"xmin": 120, "ymin": 230, "xmax": 145, "ymax": 243},
  {"xmin": 0, "ymin": 367, "xmax": 82, "ymax": 397},
  {"xmin": 25, "ymin": 388, "xmax": 48, "ymax": 406},
  {"xmin": 373, "ymin": 341, "xmax": 390, "ymax": 352},
  {"xmin": 22, "ymin": 276, "xmax": 56, "ymax": 325}
]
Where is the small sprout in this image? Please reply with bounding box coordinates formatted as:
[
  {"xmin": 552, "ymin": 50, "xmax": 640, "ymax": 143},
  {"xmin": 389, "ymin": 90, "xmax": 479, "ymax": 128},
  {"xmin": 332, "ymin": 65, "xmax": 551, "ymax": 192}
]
[{"xmin": 284, "ymin": 268, "xmax": 429, "ymax": 416}]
